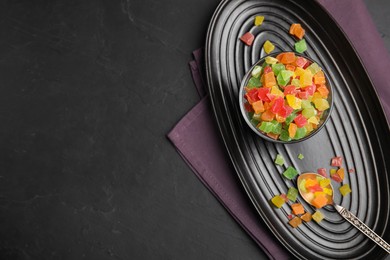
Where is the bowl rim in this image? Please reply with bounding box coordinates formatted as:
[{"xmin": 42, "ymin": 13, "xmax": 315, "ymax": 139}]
[{"xmin": 238, "ymin": 51, "xmax": 334, "ymax": 144}]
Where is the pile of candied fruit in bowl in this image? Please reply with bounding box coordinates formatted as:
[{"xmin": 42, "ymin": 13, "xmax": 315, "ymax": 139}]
[{"xmin": 240, "ymin": 52, "xmax": 332, "ymax": 142}]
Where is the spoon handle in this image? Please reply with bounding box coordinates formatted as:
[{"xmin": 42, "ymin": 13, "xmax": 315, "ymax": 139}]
[{"xmin": 334, "ymin": 204, "xmax": 390, "ymax": 254}]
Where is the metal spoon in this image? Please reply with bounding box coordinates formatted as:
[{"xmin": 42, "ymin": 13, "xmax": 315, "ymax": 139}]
[{"xmin": 297, "ymin": 172, "xmax": 390, "ymax": 254}]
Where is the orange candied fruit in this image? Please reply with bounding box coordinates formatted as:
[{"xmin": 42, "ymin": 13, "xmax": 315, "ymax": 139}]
[
  {"xmin": 280, "ymin": 52, "xmax": 296, "ymax": 64},
  {"xmin": 291, "ymin": 203, "xmax": 305, "ymax": 215},
  {"xmin": 300, "ymin": 212, "xmax": 312, "ymax": 222},
  {"xmin": 311, "ymin": 193, "xmax": 329, "ymax": 209},
  {"xmin": 290, "ymin": 23, "xmax": 305, "ymax": 39},
  {"xmin": 313, "ymin": 71, "xmax": 326, "ymax": 85},
  {"xmin": 264, "ymin": 71, "xmax": 277, "ymax": 87},
  {"xmin": 289, "ymin": 216, "xmax": 302, "ymax": 228}
]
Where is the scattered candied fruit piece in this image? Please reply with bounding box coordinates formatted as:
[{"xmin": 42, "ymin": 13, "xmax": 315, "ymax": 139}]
[
  {"xmin": 339, "ymin": 184, "xmax": 352, "ymax": 196},
  {"xmin": 263, "ymin": 40, "xmax": 275, "ymax": 54},
  {"xmin": 254, "ymin": 15, "xmax": 265, "ymax": 26},
  {"xmin": 330, "ymin": 168, "xmax": 344, "ymax": 183},
  {"xmin": 331, "ymin": 156, "xmax": 343, "ymax": 167},
  {"xmin": 287, "ymin": 187, "xmax": 299, "ymax": 202},
  {"xmin": 289, "ymin": 23, "xmax": 305, "ymax": 39},
  {"xmin": 312, "ymin": 210, "xmax": 324, "ymax": 223},
  {"xmin": 274, "ymin": 154, "xmax": 285, "ymax": 166},
  {"xmin": 289, "ymin": 216, "xmax": 302, "ymax": 228},
  {"xmin": 298, "ymin": 153, "xmax": 304, "ymax": 160},
  {"xmin": 240, "ymin": 32, "xmax": 255, "ymax": 46},
  {"xmin": 291, "ymin": 203, "xmax": 305, "ymax": 215},
  {"xmin": 295, "ymin": 39, "xmax": 307, "ymax": 53},
  {"xmin": 300, "ymin": 212, "xmax": 312, "ymax": 222},
  {"xmin": 271, "ymin": 195, "xmax": 285, "ymax": 208},
  {"xmin": 283, "ymin": 166, "xmax": 299, "ymax": 180},
  {"xmin": 280, "ymin": 193, "xmax": 289, "ymax": 202}
]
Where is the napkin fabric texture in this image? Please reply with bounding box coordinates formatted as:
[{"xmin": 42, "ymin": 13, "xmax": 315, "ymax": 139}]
[{"xmin": 167, "ymin": 0, "xmax": 390, "ymax": 259}]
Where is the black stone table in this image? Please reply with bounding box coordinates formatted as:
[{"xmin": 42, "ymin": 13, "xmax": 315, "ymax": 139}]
[{"xmin": 0, "ymin": 0, "xmax": 388, "ymax": 259}]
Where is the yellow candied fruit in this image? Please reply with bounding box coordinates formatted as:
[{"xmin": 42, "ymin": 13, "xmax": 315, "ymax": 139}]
[
  {"xmin": 265, "ymin": 56, "xmax": 278, "ymax": 64},
  {"xmin": 271, "ymin": 195, "xmax": 285, "ymax": 208},
  {"xmin": 314, "ymin": 191, "xmax": 325, "ymax": 197},
  {"xmin": 264, "ymin": 40, "xmax": 275, "ymax": 54},
  {"xmin": 294, "ymin": 67, "xmax": 305, "ymax": 77},
  {"xmin": 339, "ymin": 184, "xmax": 352, "ymax": 196},
  {"xmin": 323, "ymin": 188, "xmax": 333, "ymax": 196},
  {"xmin": 300, "ymin": 70, "xmax": 313, "ymax": 88},
  {"xmin": 311, "ymin": 92, "xmax": 322, "ymax": 102},
  {"xmin": 312, "ymin": 210, "xmax": 324, "ymax": 223},
  {"xmin": 319, "ymin": 178, "xmax": 331, "ymax": 188},
  {"xmin": 286, "ymin": 94, "xmax": 302, "ymax": 109},
  {"xmin": 305, "ymin": 123, "xmax": 313, "ymax": 133},
  {"xmin": 308, "ymin": 116, "xmax": 319, "ymax": 125},
  {"xmin": 314, "ymin": 98, "xmax": 330, "ymax": 111},
  {"xmin": 254, "ymin": 15, "xmax": 265, "ymax": 26},
  {"xmin": 271, "ymin": 85, "xmax": 284, "ymax": 97}
]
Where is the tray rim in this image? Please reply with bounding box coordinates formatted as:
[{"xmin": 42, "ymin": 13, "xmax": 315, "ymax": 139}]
[{"xmin": 205, "ymin": 0, "xmax": 390, "ymax": 258}]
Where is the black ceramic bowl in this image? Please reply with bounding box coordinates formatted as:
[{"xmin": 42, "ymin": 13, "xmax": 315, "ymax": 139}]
[{"xmin": 239, "ymin": 52, "xmax": 334, "ymax": 143}]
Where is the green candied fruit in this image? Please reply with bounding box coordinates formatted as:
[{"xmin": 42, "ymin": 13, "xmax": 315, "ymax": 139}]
[
  {"xmin": 279, "ymin": 130, "xmax": 292, "ymax": 142},
  {"xmin": 285, "ymin": 112, "xmax": 297, "ymax": 125},
  {"xmin": 280, "ymin": 70, "xmax": 294, "ymax": 81},
  {"xmin": 298, "ymin": 153, "xmax": 304, "ymax": 160},
  {"xmin": 250, "ymin": 117, "xmax": 260, "ymax": 126},
  {"xmin": 272, "ymin": 63, "xmax": 285, "ymax": 76},
  {"xmin": 247, "ymin": 77, "xmax": 262, "ymax": 88},
  {"xmin": 302, "ymin": 107, "xmax": 316, "ymax": 118},
  {"xmin": 291, "ymin": 78, "xmax": 300, "ymax": 87},
  {"xmin": 258, "ymin": 121, "xmax": 273, "ymax": 133},
  {"xmin": 251, "ymin": 65, "xmax": 262, "ymax": 78},
  {"xmin": 294, "ymin": 127, "xmax": 307, "ymax": 139},
  {"xmin": 287, "ymin": 187, "xmax": 299, "ymax": 202},
  {"xmin": 274, "ymin": 154, "xmax": 285, "ymax": 166},
  {"xmin": 277, "ymin": 72, "xmax": 289, "ymax": 86},
  {"xmin": 270, "ymin": 120, "xmax": 282, "ymax": 134},
  {"xmin": 301, "ymin": 100, "xmax": 312, "ymax": 109},
  {"xmin": 306, "ymin": 62, "xmax": 322, "ymax": 75},
  {"xmin": 283, "ymin": 166, "xmax": 299, "ymax": 180},
  {"xmin": 299, "ymin": 179, "xmax": 307, "ymax": 192},
  {"xmin": 294, "ymin": 39, "xmax": 307, "ymax": 53}
]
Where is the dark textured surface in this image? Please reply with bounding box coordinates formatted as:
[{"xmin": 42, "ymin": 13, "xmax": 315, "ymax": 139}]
[
  {"xmin": 206, "ymin": 0, "xmax": 390, "ymax": 259},
  {"xmin": 0, "ymin": 0, "xmax": 388, "ymax": 260}
]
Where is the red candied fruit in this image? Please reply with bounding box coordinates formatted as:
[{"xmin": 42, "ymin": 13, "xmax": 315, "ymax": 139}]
[
  {"xmin": 331, "ymin": 156, "xmax": 342, "ymax": 167},
  {"xmin": 240, "ymin": 32, "xmax": 254, "ymax": 46},
  {"xmin": 294, "ymin": 114, "xmax": 307, "ymax": 128}
]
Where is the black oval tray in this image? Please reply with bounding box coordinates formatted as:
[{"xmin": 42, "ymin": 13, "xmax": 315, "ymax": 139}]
[{"xmin": 205, "ymin": 0, "xmax": 390, "ymax": 259}]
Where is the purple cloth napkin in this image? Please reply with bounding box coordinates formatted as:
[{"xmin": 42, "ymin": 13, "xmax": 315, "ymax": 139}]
[{"xmin": 168, "ymin": 0, "xmax": 390, "ymax": 259}]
